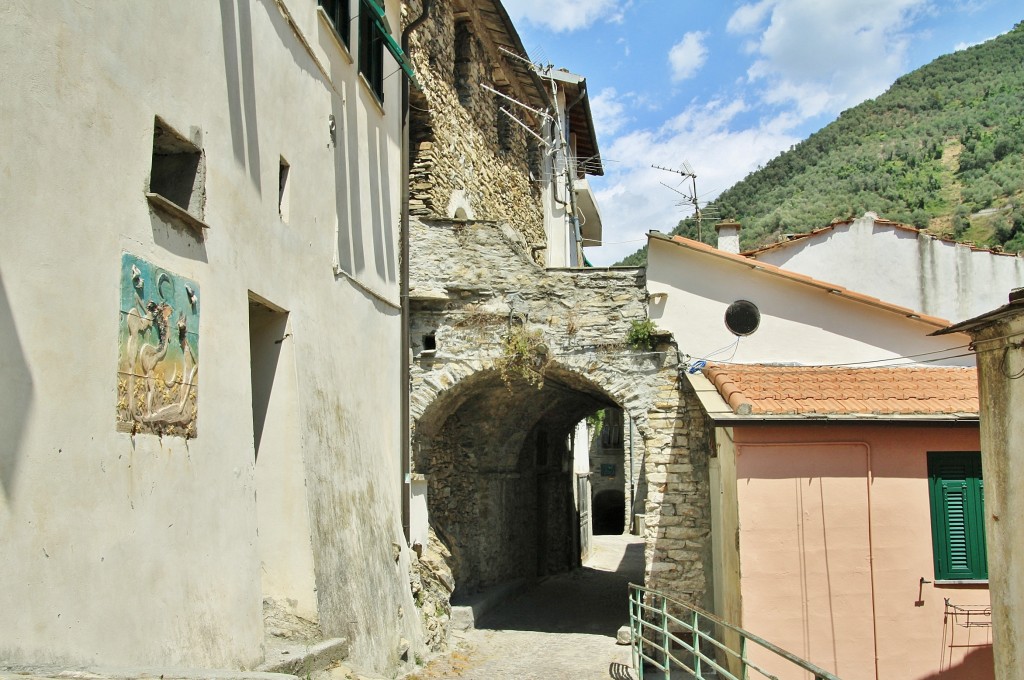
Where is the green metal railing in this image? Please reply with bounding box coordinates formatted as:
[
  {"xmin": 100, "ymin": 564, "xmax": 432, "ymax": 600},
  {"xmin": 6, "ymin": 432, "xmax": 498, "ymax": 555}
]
[{"xmin": 629, "ymin": 584, "xmax": 842, "ymax": 680}]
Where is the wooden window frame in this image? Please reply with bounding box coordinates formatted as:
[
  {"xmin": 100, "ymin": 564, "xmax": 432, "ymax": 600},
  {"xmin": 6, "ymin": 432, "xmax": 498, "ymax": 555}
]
[
  {"xmin": 319, "ymin": 0, "xmax": 350, "ymax": 49},
  {"xmin": 359, "ymin": 0, "xmax": 385, "ymax": 102}
]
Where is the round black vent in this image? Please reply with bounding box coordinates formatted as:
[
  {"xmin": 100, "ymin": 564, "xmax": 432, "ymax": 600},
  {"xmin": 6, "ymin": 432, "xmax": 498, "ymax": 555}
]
[{"xmin": 724, "ymin": 300, "xmax": 760, "ymax": 336}]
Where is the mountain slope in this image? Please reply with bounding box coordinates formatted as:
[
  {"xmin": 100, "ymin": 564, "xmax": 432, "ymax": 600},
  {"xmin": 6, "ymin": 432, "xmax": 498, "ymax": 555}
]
[{"xmin": 618, "ymin": 21, "xmax": 1024, "ymax": 265}]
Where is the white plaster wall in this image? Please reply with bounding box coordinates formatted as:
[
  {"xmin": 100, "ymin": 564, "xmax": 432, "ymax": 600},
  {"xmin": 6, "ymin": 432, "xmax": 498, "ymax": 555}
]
[
  {"xmin": 572, "ymin": 421, "xmax": 591, "ymax": 475},
  {"xmin": 646, "ymin": 237, "xmax": 974, "ymax": 366},
  {"xmin": 0, "ymin": 1, "xmax": 418, "ymax": 672},
  {"xmin": 543, "ymin": 89, "xmax": 571, "ymax": 268},
  {"xmin": 751, "ymin": 213, "xmax": 1024, "ymax": 322}
]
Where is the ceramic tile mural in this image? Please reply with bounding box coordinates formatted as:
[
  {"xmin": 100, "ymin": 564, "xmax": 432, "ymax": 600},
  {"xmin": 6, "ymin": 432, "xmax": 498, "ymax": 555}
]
[{"xmin": 116, "ymin": 253, "xmax": 199, "ymax": 437}]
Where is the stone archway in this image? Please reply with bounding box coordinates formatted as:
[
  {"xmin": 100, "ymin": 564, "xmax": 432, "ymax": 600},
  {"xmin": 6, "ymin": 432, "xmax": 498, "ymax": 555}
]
[{"xmin": 409, "ymin": 218, "xmax": 712, "ymax": 608}]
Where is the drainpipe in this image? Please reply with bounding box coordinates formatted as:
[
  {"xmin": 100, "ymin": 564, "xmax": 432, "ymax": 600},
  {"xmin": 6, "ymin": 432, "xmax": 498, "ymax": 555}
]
[{"xmin": 400, "ymin": 0, "xmax": 432, "ymax": 543}]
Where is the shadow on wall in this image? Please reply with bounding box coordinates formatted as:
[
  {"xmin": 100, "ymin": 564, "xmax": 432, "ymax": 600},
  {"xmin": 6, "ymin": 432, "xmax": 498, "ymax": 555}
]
[
  {"xmin": 920, "ymin": 645, "xmax": 994, "ymax": 680},
  {"xmin": 0, "ymin": 272, "xmax": 33, "ymax": 502},
  {"xmin": 219, "ymin": 0, "xmax": 262, "ymax": 192}
]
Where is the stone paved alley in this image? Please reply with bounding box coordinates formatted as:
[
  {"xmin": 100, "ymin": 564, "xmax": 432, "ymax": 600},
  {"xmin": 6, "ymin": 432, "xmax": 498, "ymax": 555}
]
[{"xmin": 404, "ymin": 534, "xmax": 644, "ymax": 680}]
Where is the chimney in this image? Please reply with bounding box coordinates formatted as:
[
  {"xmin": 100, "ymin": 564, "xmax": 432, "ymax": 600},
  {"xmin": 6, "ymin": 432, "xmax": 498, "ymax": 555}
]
[{"xmin": 716, "ymin": 220, "xmax": 741, "ymax": 253}]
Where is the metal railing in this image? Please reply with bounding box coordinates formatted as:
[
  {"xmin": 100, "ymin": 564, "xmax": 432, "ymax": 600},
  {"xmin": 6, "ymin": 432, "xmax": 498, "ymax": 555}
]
[{"xmin": 629, "ymin": 584, "xmax": 842, "ymax": 680}]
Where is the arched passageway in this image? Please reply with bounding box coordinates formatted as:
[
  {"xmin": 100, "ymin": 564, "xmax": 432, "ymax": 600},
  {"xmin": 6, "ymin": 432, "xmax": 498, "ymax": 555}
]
[
  {"xmin": 413, "ymin": 365, "xmax": 622, "ymax": 595},
  {"xmin": 408, "ymin": 219, "xmax": 713, "ymax": 615}
]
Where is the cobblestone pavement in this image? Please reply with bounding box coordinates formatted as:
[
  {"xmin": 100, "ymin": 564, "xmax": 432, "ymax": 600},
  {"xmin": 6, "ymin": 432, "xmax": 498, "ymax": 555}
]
[{"xmin": 404, "ymin": 534, "xmax": 644, "ymax": 680}]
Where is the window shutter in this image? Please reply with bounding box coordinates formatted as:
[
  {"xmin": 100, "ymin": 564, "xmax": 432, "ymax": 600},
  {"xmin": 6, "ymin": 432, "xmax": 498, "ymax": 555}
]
[{"xmin": 928, "ymin": 452, "xmax": 987, "ymax": 581}]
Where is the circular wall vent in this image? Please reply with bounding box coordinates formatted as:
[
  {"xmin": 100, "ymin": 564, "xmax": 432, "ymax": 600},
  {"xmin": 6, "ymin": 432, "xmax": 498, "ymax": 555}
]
[{"xmin": 725, "ymin": 300, "xmax": 760, "ymax": 336}]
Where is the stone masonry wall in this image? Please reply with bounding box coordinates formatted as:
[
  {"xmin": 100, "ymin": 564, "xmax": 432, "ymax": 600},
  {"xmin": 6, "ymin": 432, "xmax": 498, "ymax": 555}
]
[
  {"xmin": 408, "ymin": 217, "xmax": 712, "ymax": 610},
  {"xmin": 405, "ymin": 0, "xmax": 545, "ymax": 256}
]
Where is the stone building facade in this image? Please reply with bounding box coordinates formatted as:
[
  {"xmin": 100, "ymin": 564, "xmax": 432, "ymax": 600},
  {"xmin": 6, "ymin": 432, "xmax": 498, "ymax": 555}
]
[
  {"xmin": 405, "ymin": 0, "xmax": 546, "ymax": 251},
  {"xmin": 398, "ymin": 0, "xmax": 714, "ymax": 630},
  {"xmin": 408, "ymin": 220, "xmax": 713, "ymax": 609}
]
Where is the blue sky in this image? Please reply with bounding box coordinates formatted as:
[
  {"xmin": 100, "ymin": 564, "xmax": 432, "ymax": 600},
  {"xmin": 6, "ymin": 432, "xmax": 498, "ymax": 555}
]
[{"xmin": 501, "ymin": 0, "xmax": 1023, "ymax": 264}]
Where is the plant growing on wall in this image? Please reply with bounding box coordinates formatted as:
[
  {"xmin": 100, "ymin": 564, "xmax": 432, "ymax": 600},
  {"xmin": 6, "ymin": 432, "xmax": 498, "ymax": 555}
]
[
  {"xmin": 497, "ymin": 325, "xmax": 549, "ymax": 389},
  {"xmin": 625, "ymin": 319, "xmax": 658, "ymax": 351}
]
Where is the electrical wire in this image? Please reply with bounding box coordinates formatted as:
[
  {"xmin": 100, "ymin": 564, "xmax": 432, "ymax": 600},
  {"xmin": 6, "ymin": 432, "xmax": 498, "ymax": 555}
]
[
  {"xmin": 1000, "ymin": 342, "xmax": 1024, "ymax": 379},
  {"xmin": 705, "ymin": 350, "xmax": 977, "ymax": 370}
]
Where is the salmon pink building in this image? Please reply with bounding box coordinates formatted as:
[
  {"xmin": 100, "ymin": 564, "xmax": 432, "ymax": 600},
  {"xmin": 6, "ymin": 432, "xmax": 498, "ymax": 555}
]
[{"xmin": 691, "ymin": 364, "xmax": 992, "ymax": 680}]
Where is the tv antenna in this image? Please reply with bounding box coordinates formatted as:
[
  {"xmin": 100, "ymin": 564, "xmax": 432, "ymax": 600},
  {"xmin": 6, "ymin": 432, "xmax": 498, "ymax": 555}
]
[{"xmin": 653, "ymin": 163, "xmax": 705, "ymax": 240}]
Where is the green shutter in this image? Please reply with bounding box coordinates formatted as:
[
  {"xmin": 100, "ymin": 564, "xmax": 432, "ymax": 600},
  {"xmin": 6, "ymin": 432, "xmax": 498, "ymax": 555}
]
[{"xmin": 928, "ymin": 452, "xmax": 987, "ymax": 581}]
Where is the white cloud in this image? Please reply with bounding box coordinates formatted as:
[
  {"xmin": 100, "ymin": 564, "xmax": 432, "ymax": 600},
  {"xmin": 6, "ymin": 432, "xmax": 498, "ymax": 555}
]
[
  {"xmin": 501, "ymin": 0, "xmax": 624, "ymax": 32},
  {"xmin": 954, "ymin": 34, "xmax": 996, "ymax": 51},
  {"xmin": 726, "ymin": 0, "xmax": 774, "ymax": 34},
  {"xmin": 728, "ymin": 0, "xmax": 929, "ymax": 120},
  {"xmin": 584, "ymin": 100, "xmax": 799, "ymax": 265},
  {"xmin": 668, "ymin": 31, "xmax": 709, "ymax": 82},
  {"xmin": 590, "ymin": 87, "xmax": 630, "ymax": 137}
]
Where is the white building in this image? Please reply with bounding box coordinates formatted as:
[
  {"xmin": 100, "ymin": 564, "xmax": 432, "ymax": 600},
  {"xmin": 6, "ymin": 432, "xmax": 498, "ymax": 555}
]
[
  {"xmin": 646, "ymin": 232, "xmax": 973, "ymax": 367},
  {"xmin": 1, "ymin": 1, "xmax": 424, "ymax": 674},
  {"xmin": 538, "ymin": 68, "xmax": 604, "ymax": 268},
  {"xmin": 741, "ymin": 212, "xmax": 1024, "ymax": 322}
]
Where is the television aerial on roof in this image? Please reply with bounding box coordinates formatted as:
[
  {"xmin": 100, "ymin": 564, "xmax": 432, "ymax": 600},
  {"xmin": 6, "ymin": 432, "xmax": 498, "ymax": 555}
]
[{"xmin": 653, "ymin": 162, "xmax": 707, "ymax": 240}]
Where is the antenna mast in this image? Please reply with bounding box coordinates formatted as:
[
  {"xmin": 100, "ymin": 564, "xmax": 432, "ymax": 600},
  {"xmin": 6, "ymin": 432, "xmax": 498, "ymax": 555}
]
[{"xmin": 653, "ymin": 163, "xmax": 704, "ymax": 240}]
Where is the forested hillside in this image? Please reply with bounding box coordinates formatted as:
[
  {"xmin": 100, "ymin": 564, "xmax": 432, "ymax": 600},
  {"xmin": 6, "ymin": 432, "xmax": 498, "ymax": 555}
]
[{"xmin": 618, "ymin": 21, "xmax": 1024, "ymax": 266}]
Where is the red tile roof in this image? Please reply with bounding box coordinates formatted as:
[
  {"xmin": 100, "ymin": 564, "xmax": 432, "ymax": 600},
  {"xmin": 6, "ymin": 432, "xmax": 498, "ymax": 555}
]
[
  {"xmin": 653, "ymin": 233, "xmax": 952, "ymax": 328},
  {"xmin": 702, "ymin": 364, "xmax": 978, "ymax": 417}
]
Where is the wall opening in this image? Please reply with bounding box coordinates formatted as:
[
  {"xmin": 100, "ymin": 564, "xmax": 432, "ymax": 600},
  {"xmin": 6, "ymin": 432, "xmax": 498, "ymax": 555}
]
[
  {"xmin": 150, "ymin": 116, "xmax": 205, "ymax": 219},
  {"xmin": 413, "ymin": 366, "xmax": 634, "ymax": 599},
  {"xmin": 278, "ymin": 156, "xmax": 290, "ymax": 222},
  {"xmin": 248, "ymin": 293, "xmax": 318, "ymax": 625},
  {"xmin": 454, "ymin": 20, "xmax": 473, "ymax": 108},
  {"xmin": 593, "ymin": 489, "xmax": 625, "ymax": 535}
]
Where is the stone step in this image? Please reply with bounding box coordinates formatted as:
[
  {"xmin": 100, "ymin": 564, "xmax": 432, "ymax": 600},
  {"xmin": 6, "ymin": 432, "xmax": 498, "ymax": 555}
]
[
  {"xmin": 255, "ymin": 638, "xmax": 349, "ymax": 677},
  {"xmin": 449, "ymin": 578, "xmax": 529, "ymax": 631}
]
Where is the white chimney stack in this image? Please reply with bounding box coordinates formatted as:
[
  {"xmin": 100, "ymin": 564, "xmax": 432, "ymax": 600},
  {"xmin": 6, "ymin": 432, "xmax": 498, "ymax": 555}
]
[{"xmin": 716, "ymin": 221, "xmax": 741, "ymax": 254}]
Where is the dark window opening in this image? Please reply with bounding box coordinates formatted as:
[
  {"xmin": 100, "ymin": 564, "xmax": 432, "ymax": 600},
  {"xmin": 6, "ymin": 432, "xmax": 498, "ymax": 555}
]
[
  {"xmin": 422, "ymin": 333, "xmax": 436, "ymax": 351},
  {"xmin": 359, "ymin": 0, "xmax": 385, "ymax": 102},
  {"xmin": 454, "ymin": 20, "xmax": 472, "ymax": 107},
  {"xmin": 150, "ymin": 116, "xmax": 204, "ymax": 219},
  {"xmin": 497, "ymin": 100, "xmax": 514, "ymax": 153},
  {"xmin": 319, "ymin": 0, "xmax": 350, "ymax": 49},
  {"xmin": 278, "ymin": 157, "xmax": 290, "ymax": 221}
]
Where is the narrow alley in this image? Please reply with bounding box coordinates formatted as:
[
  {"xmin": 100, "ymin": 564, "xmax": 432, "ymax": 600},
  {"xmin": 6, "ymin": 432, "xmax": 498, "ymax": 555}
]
[{"xmin": 406, "ymin": 534, "xmax": 643, "ymax": 680}]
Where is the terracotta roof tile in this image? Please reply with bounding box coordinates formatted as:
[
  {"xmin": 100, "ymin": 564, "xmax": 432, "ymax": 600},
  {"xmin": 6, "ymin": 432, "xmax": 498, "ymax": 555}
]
[{"xmin": 702, "ymin": 364, "xmax": 978, "ymax": 417}]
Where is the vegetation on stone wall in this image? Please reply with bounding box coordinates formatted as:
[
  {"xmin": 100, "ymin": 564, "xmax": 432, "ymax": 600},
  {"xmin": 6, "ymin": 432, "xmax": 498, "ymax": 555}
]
[
  {"xmin": 625, "ymin": 319, "xmax": 658, "ymax": 351},
  {"xmin": 497, "ymin": 325, "xmax": 550, "ymax": 389}
]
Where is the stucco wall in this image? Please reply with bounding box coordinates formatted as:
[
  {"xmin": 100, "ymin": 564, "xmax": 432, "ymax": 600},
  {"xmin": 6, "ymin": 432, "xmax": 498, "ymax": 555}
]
[
  {"xmin": 750, "ymin": 213, "xmax": 1024, "ymax": 322},
  {"xmin": 0, "ymin": 1, "xmax": 419, "ymax": 672},
  {"xmin": 646, "ymin": 236, "xmax": 975, "ymax": 366},
  {"xmin": 732, "ymin": 424, "xmax": 991, "ymax": 680},
  {"xmin": 970, "ymin": 311, "xmax": 1024, "ymax": 679}
]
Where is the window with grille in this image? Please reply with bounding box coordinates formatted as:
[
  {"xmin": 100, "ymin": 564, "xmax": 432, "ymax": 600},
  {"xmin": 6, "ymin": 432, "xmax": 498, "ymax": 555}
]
[{"xmin": 928, "ymin": 451, "xmax": 988, "ymax": 581}]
